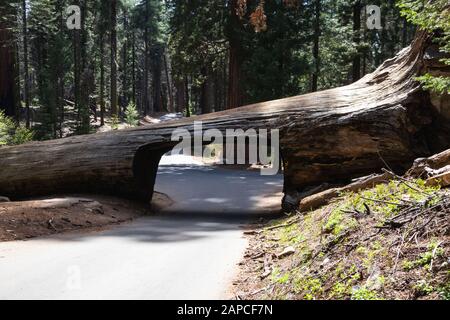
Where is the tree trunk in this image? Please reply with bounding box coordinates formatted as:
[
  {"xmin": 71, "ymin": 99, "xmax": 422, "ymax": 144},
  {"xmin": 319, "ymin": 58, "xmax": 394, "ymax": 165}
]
[
  {"xmin": 185, "ymin": 77, "xmax": 191, "ymax": 117},
  {"xmin": 121, "ymin": 10, "xmax": 129, "ymax": 111},
  {"xmin": 163, "ymin": 51, "xmax": 173, "ymax": 112},
  {"xmin": 311, "ymin": 0, "xmax": 321, "ymax": 92},
  {"xmin": 110, "ymin": 0, "xmax": 118, "ymax": 116},
  {"xmin": 227, "ymin": 0, "xmax": 243, "ymax": 109},
  {"xmin": 57, "ymin": 1, "xmax": 65, "ymax": 137},
  {"xmin": 200, "ymin": 67, "xmax": 213, "ymax": 114},
  {"xmin": 352, "ymin": 0, "xmax": 362, "ymax": 82},
  {"xmin": 175, "ymin": 79, "xmax": 185, "ymax": 113},
  {"xmin": 0, "ymin": 3, "xmax": 19, "ymax": 119},
  {"xmin": 143, "ymin": 0, "xmax": 150, "ymax": 115},
  {"xmin": 152, "ymin": 46, "xmax": 163, "ymax": 113},
  {"xmin": 132, "ymin": 31, "xmax": 136, "ymax": 105},
  {"xmin": 100, "ymin": 34, "xmax": 105, "ymax": 126},
  {"xmin": 22, "ymin": 0, "xmax": 31, "ymax": 128},
  {"xmin": 0, "ymin": 33, "xmax": 448, "ymax": 210},
  {"xmin": 73, "ymin": 29, "xmax": 81, "ymax": 116}
]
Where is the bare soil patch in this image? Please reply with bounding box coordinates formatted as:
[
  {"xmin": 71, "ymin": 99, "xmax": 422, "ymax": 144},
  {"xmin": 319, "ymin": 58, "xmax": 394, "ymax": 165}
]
[{"xmin": 0, "ymin": 192, "xmax": 171, "ymax": 242}]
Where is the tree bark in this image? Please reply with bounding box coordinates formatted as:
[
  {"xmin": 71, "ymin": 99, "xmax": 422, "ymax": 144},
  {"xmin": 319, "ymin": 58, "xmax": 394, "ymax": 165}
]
[
  {"xmin": 132, "ymin": 31, "xmax": 136, "ymax": 105},
  {"xmin": 121, "ymin": 9, "xmax": 129, "ymax": 110},
  {"xmin": 200, "ymin": 67, "xmax": 213, "ymax": 114},
  {"xmin": 311, "ymin": 0, "xmax": 321, "ymax": 92},
  {"xmin": 152, "ymin": 46, "xmax": 163, "ymax": 113},
  {"xmin": 175, "ymin": 79, "xmax": 185, "ymax": 113},
  {"xmin": 163, "ymin": 51, "xmax": 174, "ymax": 112},
  {"xmin": 0, "ymin": 33, "xmax": 448, "ymax": 210},
  {"xmin": 0, "ymin": 3, "xmax": 19, "ymax": 119},
  {"xmin": 110, "ymin": 0, "xmax": 118, "ymax": 116},
  {"xmin": 22, "ymin": 0, "xmax": 31, "ymax": 128},
  {"xmin": 352, "ymin": 0, "xmax": 362, "ymax": 83},
  {"xmin": 100, "ymin": 34, "xmax": 105, "ymax": 126},
  {"xmin": 227, "ymin": 0, "xmax": 243, "ymax": 109},
  {"xmin": 143, "ymin": 0, "xmax": 150, "ymax": 114}
]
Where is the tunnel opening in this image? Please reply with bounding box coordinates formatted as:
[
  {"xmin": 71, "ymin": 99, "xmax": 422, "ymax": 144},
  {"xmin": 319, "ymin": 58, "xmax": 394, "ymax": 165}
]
[
  {"xmin": 154, "ymin": 154, "xmax": 284, "ymax": 218},
  {"xmin": 133, "ymin": 134, "xmax": 285, "ymax": 219}
]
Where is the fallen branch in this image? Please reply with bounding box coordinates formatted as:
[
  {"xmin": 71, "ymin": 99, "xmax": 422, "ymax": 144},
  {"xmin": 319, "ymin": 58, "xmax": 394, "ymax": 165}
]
[
  {"xmin": 299, "ymin": 173, "xmax": 392, "ymax": 212},
  {"xmin": 265, "ymin": 217, "xmax": 301, "ymax": 231}
]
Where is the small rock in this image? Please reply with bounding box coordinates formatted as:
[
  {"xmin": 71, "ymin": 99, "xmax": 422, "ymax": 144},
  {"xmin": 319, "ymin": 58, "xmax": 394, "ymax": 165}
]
[
  {"xmin": 260, "ymin": 268, "xmax": 272, "ymax": 279},
  {"xmin": 277, "ymin": 246, "xmax": 296, "ymax": 259},
  {"xmin": 320, "ymin": 257, "xmax": 331, "ymax": 269},
  {"xmin": 0, "ymin": 196, "xmax": 10, "ymax": 203},
  {"xmin": 84, "ymin": 201, "xmax": 104, "ymax": 214},
  {"xmin": 366, "ymin": 265, "xmax": 383, "ymax": 291}
]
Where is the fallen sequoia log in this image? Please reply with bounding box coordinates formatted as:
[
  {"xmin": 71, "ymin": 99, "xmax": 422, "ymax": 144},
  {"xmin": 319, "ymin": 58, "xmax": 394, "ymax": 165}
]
[
  {"xmin": 0, "ymin": 32, "xmax": 449, "ymax": 209},
  {"xmin": 299, "ymin": 148, "xmax": 450, "ymax": 212},
  {"xmin": 406, "ymin": 148, "xmax": 450, "ymax": 188}
]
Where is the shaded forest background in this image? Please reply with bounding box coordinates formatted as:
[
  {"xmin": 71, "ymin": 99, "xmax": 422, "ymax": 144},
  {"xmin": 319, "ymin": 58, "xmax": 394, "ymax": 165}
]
[{"xmin": 0, "ymin": 0, "xmax": 417, "ymax": 141}]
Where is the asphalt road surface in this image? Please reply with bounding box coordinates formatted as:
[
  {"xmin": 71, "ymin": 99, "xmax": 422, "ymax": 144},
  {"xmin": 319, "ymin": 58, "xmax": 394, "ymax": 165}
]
[{"xmin": 0, "ymin": 155, "xmax": 283, "ymax": 300}]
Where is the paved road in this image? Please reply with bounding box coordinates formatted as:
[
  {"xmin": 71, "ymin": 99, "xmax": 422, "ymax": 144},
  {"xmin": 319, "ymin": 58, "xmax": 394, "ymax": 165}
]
[{"xmin": 0, "ymin": 156, "xmax": 283, "ymax": 300}]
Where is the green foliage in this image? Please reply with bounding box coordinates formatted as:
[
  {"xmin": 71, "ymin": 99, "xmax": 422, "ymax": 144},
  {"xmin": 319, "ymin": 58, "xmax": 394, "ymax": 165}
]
[
  {"xmin": 324, "ymin": 207, "xmax": 358, "ymax": 236},
  {"xmin": 76, "ymin": 102, "xmax": 92, "ymax": 135},
  {"xmin": 351, "ymin": 287, "xmax": 382, "ymax": 300},
  {"xmin": 413, "ymin": 280, "xmax": 435, "ymax": 296},
  {"xmin": 438, "ymin": 283, "xmax": 450, "ymax": 300},
  {"xmin": 111, "ymin": 115, "xmax": 120, "ymax": 131},
  {"xmin": 0, "ymin": 111, "xmax": 34, "ymax": 146},
  {"xmin": 402, "ymin": 240, "xmax": 445, "ymax": 271},
  {"xmin": 0, "ymin": 111, "xmax": 16, "ymax": 146},
  {"xmin": 416, "ymin": 74, "xmax": 450, "ymax": 95},
  {"xmin": 27, "ymin": 0, "xmax": 71, "ymax": 139},
  {"xmin": 249, "ymin": 172, "xmax": 448, "ymax": 300},
  {"xmin": 342, "ymin": 179, "xmax": 441, "ymax": 221},
  {"xmin": 398, "ymin": 0, "xmax": 450, "ymax": 94},
  {"xmin": 293, "ymin": 276, "xmax": 324, "ymax": 300},
  {"xmin": 125, "ymin": 102, "xmax": 140, "ymax": 127},
  {"xmin": 9, "ymin": 126, "xmax": 35, "ymax": 145}
]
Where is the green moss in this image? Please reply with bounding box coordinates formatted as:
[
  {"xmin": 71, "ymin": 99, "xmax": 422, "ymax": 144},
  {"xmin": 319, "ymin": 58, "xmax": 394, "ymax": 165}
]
[
  {"xmin": 257, "ymin": 178, "xmax": 445, "ymax": 300},
  {"xmin": 402, "ymin": 240, "xmax": 445, "ymax": 271},
  {"xmin": 277, "ymin": 273, "xmax": 290, "ymax": 285},
  {"xmin": 293, "ymin": 276, "xmax": 324, "ymax": 300},
  {"xmin": 277, "ymin": 224, "xmax": 305, "ymax": 246},
  {"xmin": 438, "ymin": 282, "xmax": 450, "ymax": 300},
  {"xmin": 413, "ymin": 280, "xmax": 435, "ymax": 296},
  {"xmin": 340, "ymin": 180, "xmax": 441, "ymax": 220},
  {"xmin": 329, "ymin": 265, "xmax": 362, "ymax": 299},
  {"xmin": 351, "ymin": 287, "xmax": 383, "ymax": 300},
  {"xmin": 330, "ymin": 282, "xmax": 349, "ymax": 299},
  {"xmin": 324, "ymin": 206, "xmax": 359, "ymax": 236}
]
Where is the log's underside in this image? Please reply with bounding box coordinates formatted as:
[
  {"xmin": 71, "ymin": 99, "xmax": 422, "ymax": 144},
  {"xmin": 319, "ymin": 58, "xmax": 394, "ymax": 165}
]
[{"xmin": 0, "ymin": 32, "xmax": 449, "ymax": 209}]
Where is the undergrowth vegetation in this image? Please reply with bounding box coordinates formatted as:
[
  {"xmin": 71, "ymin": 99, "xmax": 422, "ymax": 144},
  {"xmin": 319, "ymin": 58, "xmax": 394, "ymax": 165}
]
[
  {"xmin": 236, "ymin": 178, "xmax": 449, "ymax": 300},
  {"xmin": 0, "ymin": 111, "xmax": 34, "ymax": 146}
]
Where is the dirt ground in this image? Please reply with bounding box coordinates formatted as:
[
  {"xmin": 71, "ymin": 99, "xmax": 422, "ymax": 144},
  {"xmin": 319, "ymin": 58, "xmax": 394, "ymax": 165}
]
[{"xmin": 0, "ymin": 192, "xmax": 172, "ymax": 242}]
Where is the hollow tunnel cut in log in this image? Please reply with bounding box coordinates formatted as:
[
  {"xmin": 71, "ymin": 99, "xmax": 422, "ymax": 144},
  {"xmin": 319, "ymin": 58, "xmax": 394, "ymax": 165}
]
[{"xmin": 0, "ymin": 32, "xmax": 449, "ymax": 210}]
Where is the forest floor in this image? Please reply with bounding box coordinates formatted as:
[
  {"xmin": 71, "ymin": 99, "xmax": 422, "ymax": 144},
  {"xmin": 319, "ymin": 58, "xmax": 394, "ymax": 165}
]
[
  {"xmin": 0, "ymin": 192, "xmax": 172, "ymax": 242},
  {"xmin": 233, "ymin": 178, "xmax": 450, "ymax": 300}
]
